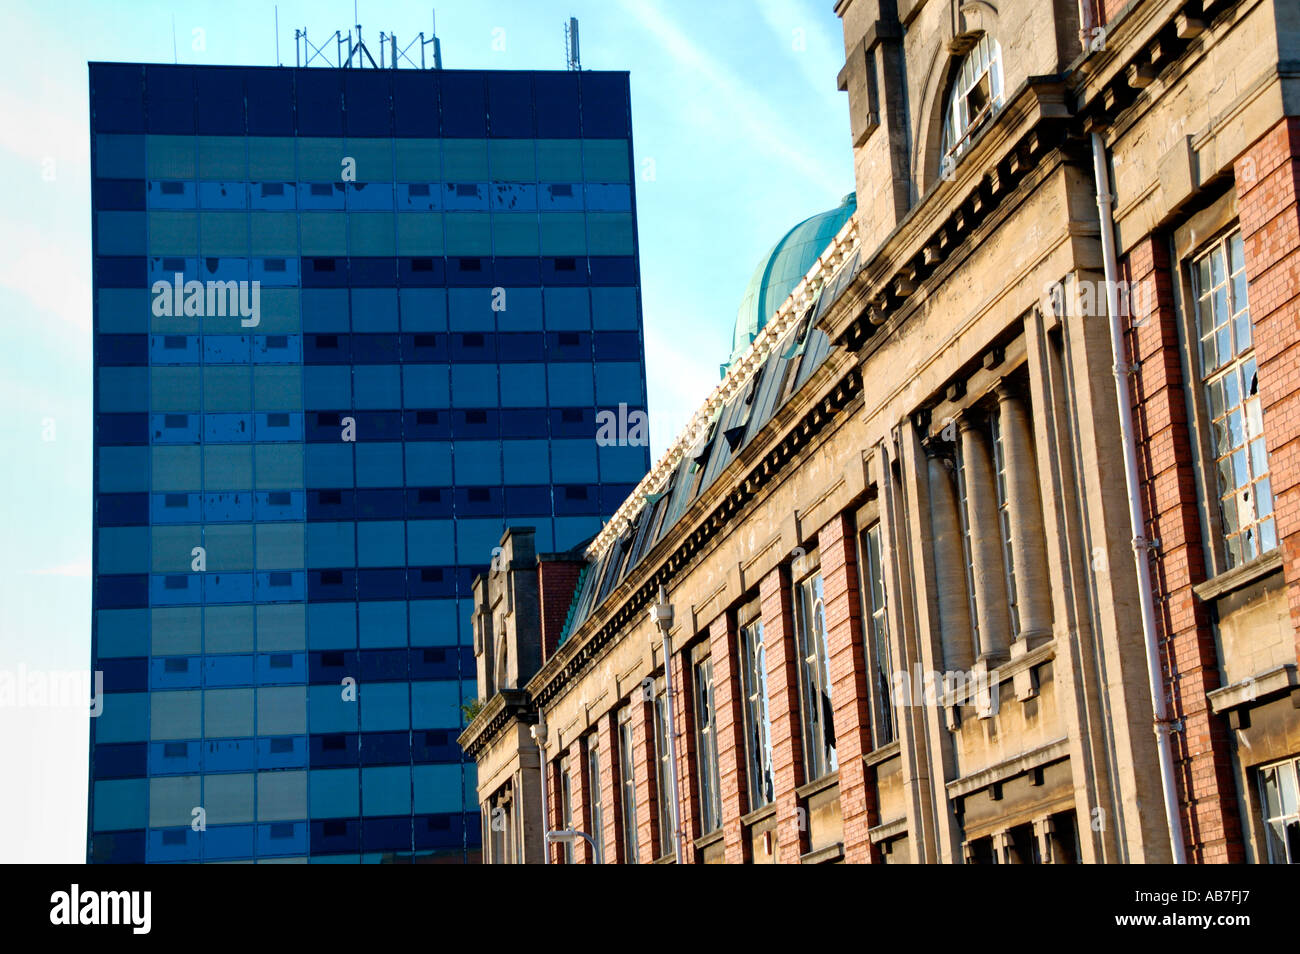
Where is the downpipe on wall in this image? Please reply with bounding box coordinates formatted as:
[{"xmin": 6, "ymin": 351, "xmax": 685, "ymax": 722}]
[{"xmin": 1090, "ymin": 130, "xmax": 1187, "ymax": 864}]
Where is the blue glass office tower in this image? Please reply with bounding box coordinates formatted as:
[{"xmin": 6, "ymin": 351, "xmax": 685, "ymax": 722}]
[{"xmin": 87, "ymin": 63, "xmax": 649, "ymax": 862}]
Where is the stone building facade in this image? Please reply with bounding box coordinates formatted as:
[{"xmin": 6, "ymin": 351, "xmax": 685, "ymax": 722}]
[{"xmin": 460, "ymin": 0, "xmax": 1300, "ymax": 863}]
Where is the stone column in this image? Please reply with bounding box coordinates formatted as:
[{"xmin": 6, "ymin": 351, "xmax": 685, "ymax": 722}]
[
  {"xmin": 994, "ymin": 380, "xmax": 1052, "ymax": 646},
  {"xmin": 1034, "ymin": 816, "xmax": 1054, "ymax": 864},
  {"xmin": 959, "ymin": 415, "xmax": 1011, "ymax": 664},
  {"xmin": 925, "ymin": 441, "xmax": 975, "ymax": 671},
  {"xmin": 995, "ymin": 830, "xmax": 1016, "ymax": 864}
]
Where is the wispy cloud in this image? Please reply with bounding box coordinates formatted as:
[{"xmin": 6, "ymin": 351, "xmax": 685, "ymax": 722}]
[
  {"xmin": 0, "ymin": 86, "xmax": 89, "ymax": 171},
  {"xmin": 0, "ymin": 230, "xmax": 92, "ymax": 340},
  {"xmin": 29, "ymin": 559, "xmax": 91, "ymax": 578},
  {"xmin": 643, "ymin": 310, "xmax": 724, "ymax": 458},
  {"xmin": 753, "ymin": 0, "xmax": 845, "ymax": 102},
  {"xmin": 616, "ymin": 0, "xmax": 844, "ymax": 195}
]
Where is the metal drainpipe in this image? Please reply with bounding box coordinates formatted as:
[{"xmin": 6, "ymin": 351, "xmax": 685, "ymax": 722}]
[{"xmin": 1089, "ymin": 130, "xmax": 1187, "ymax": 864}]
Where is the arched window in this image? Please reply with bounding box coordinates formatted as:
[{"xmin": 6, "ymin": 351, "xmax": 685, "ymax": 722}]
[{"xmin": 940, "ymin": 34, "xmax": 1004, "ymax": 172}]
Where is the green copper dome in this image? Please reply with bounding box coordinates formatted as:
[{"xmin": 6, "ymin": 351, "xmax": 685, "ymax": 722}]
[{"xmin": 726, "ymin": 193, "xmax": 857, "ymax": 371}]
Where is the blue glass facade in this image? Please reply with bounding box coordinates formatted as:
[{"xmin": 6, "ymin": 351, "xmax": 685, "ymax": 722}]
[{"xmin": 88, "ymin": 64, "xmax": 649, "ymax": 862}]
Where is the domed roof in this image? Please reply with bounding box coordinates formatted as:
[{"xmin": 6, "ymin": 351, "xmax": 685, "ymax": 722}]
[{"xmin": 726, "ymin": 193, "xmax": 857, "ymax": 370}]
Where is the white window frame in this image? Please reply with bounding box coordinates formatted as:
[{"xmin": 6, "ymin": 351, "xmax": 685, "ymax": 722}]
[
  {"xmin": 1258, "ymin": 756, "xmax": 1300, "ymax": 864},
  {"xmin": 1192, "ymin": 230, "xmax": 1275, "ymax": 569},
  {"xmin": 794, "ymin": 570, "xmax": 837, "ymax": 781},
  {"xmin": 693, "ymin": 656, "xmax": 722, "ymax": 834},
  {"xmin": 739, "ymin": 617, "xmax": 775, "ymax": 809},
  {"xmin": 863, "ymin": 521, "xmax": 895, "ymax": 745},
  {"xmin": 586, "ymin": 735, "xmax": 604, "ymax": 861},
  {"xmin": 941, "ymin": 34, "xmax": 1004, "ymax": 170},
  {"xmin": 617, "ymin": 707, "xmax": 640, "ymax": 863},
  {"xmin": 652, "ymin": 688, "xmax": 673, "ymax": 857}
]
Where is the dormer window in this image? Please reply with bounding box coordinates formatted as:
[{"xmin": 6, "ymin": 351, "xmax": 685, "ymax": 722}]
[{"xmin": 941, "ymin": 34, "xmax": 1004, "ymax": 173}]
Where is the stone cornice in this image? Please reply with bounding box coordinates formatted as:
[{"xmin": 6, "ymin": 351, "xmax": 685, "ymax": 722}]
[
  {"xmin": 582, "ymin": 215, "xmax": 860, "ymax": 561},
  {"xmin": 458, "ymin": 688, "xmax": 535, "ymax": 760},
  {"xmin": 945, "ymin": 738, "xmax": 1071, "ymax": 798},
  {"xmin": 527, "ymin": 349, "xmax": 866, "ymax": 709},
  {"xmin": 819, "ymin": 75, "xmax": 1074, "ymax": 357},
  {"xmin": 1069, "ymin": 0, "xmax": 1248, "ymax": 137}
]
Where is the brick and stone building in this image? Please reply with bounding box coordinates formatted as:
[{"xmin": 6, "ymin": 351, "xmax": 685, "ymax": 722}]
[{"xmin": 460, "ymin": 0, "xmax": 1300, "ymax": 863}]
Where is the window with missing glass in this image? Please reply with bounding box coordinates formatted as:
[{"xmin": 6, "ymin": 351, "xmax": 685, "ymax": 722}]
[
  {"xmin": 1258, "ymin": 756, "xmax": 1299, "ymax": 864},
  {"xmin": 941, "ymin": 34, "xmax": 1003, "ymax": 170},
  {"xmin": 1193, "ymin": 230, "xmax": 1275, "ymax": 568},
  {"xmin": 617, "ymin": 707, "xmax": 640, "ymax": 863},
  {"xmin": 586, "ymin": 736, "xmax": 604, "ymax": 862},
  {"xmin": 739, "ymin": 616, "xmax": 774, "ymax": 809},
  {"xmin": 652, "ymin": 688, "xmax": 674, "ymax": 857},
  {"xmin": 693, "ymin": 656, "xmax": 722, "ymax": 833},
  {"xmin": 794, "ymin": 570, "xmax": 837, "ymax": 781},
  {"xmin": 862, "ymin": 522, "xmax": 895, "ymax": 745}
]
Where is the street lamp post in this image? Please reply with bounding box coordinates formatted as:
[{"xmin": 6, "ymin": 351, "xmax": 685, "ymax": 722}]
[
  {"xmin": 546, "ymin": 828, "xmax": 602, "ymax": 865},
  {"xmin": 649, "ymin": 584, "xmax": 685, "ymax": 865}
]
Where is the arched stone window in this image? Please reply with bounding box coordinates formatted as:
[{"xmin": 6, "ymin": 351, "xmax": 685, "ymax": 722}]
[{"xmin": 940, "ymin": 34, "xmax": 1004, "ymax": 173}]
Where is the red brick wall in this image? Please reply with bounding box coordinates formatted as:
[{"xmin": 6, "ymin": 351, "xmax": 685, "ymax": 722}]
[
  {"xmin": 538, "ymin": 558, "xmax": 584, "ymax": 663},
  {"xmin": 1237, "ymin": 117, "xmax": 1300, "ymax": 664},
  {"xmin": 1098, "ymin": 0, "xmax": 1125, "ymax": 26},
  {"xmin": 819, "ymin": 514, "xmax": 881, "ymax": 862},
  {"xmin": 630, "ymin": 694, "xmax": 660, "ymax": 862},
  {"xmin": 760, "ymin": 565, "xmax": 807, "ymax": 863},
  {"xmin": 1121, "ymin": 234, "xmax": 1243, "ymax": 863},
  {"xmin": 709, "ymin": 614, "xmax": 751, "ymax": 862}
]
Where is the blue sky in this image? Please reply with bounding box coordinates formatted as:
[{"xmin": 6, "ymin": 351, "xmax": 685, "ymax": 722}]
[{"xmin": 0, "ymin": 0, "xmax": 852, "ymax": 862}]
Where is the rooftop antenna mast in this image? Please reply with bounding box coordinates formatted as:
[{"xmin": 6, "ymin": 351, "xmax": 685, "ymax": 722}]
[
  {"xmin": 295, "ymin": 9, "xmax": 438, "ymax": 69},
  {"xmin": 565, "ymin": 17, "xmax": 581, "ymax": 70},
  {"xmin": 432, "ymin": 9, "xmax": 443, "ymax": 69}
]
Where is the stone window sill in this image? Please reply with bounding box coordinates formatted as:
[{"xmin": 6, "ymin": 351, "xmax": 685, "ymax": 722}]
[
  {"xmin": 741, "ymin": 802, "xmax": 777, "ymax": 827},
  {"xmin": 796, "ymin": 771, "xmax": 840, "ymax": 800},
  {"xmin": 693, "ymin": 829, "xmax": 724, "ymax": 852},
  {"xmin": 1193, "ymin": 550, "xmax": 1283, "ymax": 602}
]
